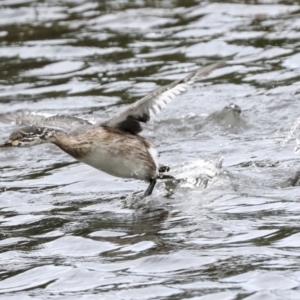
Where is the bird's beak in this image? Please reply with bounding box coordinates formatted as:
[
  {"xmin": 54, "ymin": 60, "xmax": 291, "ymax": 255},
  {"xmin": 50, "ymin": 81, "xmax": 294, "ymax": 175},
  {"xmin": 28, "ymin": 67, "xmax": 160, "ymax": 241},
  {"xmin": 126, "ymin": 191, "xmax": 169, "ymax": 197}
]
[{"xmin": 0, "ymin": 140, "xmax": 19, "ymax": 147}]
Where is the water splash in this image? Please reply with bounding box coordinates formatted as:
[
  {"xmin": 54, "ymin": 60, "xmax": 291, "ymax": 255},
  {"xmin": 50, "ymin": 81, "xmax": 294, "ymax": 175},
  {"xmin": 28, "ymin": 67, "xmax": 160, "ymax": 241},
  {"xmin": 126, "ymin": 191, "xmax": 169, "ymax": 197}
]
[
  {"xmin": 280, "ymin": 116, "xmax": 300, "ymax": 151},
  {"xmin": 295, "ymin": 137, "xmax": 300, "ymax": 154}
]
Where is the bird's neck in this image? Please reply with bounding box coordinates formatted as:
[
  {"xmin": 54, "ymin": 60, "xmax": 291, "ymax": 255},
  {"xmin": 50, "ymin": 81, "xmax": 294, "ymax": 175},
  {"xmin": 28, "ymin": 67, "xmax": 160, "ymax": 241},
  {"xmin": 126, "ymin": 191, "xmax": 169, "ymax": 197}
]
[
  {"xmin": 40, "ymin": 127, "xmax": 67, "ymax": 144},
  {"xmin": 49, "ymin": 129, "xmax": 89, "ymax": 159}
]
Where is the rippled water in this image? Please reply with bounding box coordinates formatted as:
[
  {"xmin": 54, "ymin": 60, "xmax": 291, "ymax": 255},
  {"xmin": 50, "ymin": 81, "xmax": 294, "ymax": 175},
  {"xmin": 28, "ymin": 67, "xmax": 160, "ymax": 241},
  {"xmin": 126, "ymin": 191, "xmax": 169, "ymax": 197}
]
[{"xmin": 1, "ymin": 0, "xmax": 300, "ymax": 299}]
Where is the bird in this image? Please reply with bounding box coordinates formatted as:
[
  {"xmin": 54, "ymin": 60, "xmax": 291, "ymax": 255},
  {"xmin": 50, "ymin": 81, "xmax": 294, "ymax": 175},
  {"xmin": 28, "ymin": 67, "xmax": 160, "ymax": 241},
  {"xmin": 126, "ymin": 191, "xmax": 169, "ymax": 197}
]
[{"xmin": 0, "ymin": 61, "xmax": 225, "ymax": 197}]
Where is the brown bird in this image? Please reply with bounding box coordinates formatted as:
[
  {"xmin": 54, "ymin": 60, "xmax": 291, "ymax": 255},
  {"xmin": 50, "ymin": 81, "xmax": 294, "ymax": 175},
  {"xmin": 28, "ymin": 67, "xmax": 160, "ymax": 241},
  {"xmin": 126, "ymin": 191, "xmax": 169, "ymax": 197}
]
[{"xmin": 0, "ymin": 61, "xmax": 225, "ymax": 196}]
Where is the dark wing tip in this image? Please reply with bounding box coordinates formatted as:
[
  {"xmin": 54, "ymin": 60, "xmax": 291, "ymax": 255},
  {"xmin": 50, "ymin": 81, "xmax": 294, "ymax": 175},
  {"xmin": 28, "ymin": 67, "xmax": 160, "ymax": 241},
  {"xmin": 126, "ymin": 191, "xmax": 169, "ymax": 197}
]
[
  {"xmin": 115, "ymin": 116, "xmax": 143, "ymax": 134},
  {"xmin": 114, "ymin": 112, "xmax": 150, "ymax": 134}
]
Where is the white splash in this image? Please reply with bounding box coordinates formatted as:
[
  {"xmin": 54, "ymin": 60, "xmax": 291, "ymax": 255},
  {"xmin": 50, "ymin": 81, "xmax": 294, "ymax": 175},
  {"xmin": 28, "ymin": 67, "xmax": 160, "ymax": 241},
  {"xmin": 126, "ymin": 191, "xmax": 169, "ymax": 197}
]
[{"xmin": 280, "ymin": 116, "xmax": 300, "ymax": 151}]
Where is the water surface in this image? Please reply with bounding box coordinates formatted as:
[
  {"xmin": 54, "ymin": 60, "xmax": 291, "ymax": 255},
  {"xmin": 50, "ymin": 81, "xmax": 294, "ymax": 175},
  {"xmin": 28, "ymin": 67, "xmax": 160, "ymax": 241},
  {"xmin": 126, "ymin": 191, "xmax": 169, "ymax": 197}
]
[{"xmin": 1, "ymin": 0, "xmax": 300, "ymax": 299}]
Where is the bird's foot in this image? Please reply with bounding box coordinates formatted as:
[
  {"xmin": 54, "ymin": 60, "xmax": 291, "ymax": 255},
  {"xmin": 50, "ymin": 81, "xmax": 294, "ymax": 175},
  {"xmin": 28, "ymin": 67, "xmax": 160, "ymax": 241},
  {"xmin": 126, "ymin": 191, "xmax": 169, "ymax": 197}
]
[{"xmin": 159, "ymin": 164, "xmax": 170, "ymax": 173}]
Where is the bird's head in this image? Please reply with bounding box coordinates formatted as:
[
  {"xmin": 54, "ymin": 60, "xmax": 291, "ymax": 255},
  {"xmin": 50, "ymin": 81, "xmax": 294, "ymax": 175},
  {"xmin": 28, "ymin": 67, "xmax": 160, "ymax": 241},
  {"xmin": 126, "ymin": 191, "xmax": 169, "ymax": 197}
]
[{"xmin": 0, "ymin": 126, "xmax": 54, "ymax": 148}]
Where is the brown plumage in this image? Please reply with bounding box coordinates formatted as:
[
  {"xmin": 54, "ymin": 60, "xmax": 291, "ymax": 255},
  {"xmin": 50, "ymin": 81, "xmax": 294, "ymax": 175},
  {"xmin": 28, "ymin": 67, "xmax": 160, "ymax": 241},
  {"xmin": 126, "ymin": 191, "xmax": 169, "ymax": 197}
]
[{"xmin": 0, "ymin": 61, "xmax": 225, "ymax": 196}]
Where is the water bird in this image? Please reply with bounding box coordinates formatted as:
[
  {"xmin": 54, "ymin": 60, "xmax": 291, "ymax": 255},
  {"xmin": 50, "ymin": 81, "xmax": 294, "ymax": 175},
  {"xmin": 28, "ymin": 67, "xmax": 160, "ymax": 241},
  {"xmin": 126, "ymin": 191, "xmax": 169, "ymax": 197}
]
[{"xmin": 0, "ymin": 61, "xmax": 225, "ymax": 196}]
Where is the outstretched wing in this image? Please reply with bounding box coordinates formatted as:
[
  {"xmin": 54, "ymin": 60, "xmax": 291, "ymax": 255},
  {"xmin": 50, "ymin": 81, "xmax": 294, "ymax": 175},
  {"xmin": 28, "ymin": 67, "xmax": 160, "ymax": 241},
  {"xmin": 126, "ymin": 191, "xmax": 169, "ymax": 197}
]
[
  {"xmin": 101, "ymin": 61, "xmax": 225, "ymax": 134},
  {"xmin": 0, "ymin": 111, "xmax": 94, "ymax": 131}
]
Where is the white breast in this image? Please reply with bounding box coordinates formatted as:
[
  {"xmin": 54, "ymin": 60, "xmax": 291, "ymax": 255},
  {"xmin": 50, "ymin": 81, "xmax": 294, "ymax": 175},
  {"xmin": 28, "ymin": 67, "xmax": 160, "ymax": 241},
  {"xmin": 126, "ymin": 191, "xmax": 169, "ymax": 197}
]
[{"xmin": 79, "ymin": 143, "xmax": 158, "ymax": 182}]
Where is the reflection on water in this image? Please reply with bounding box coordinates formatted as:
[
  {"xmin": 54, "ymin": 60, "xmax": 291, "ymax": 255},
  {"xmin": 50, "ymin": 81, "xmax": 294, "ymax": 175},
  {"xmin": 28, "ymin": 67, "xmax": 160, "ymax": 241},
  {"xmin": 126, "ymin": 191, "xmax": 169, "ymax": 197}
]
[{"xmin": 1, "ymin": 0, "xmax": 300, "ymax": 299}]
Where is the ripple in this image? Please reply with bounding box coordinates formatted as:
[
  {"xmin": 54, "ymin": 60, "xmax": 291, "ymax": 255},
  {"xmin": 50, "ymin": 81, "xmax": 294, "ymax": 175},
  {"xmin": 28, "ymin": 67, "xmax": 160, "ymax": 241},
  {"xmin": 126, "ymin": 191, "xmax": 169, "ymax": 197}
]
[
  {"xmin": 129, "ymin": 254, "xmax": 216, "ymax": 274},
  {"xmin": 0, "ymin": 45, "xmax": 124, "ymax": 59},
  {"xmin": 0, "ymin": 265, "xmax": 69, "ymax": 293},
  {"xmin": 1, "ymin": 0, "xmax": 300, "ymax": 299},
  {"xmin": 36, "ymin": 235, "xmax": 118, "ymax": 257},
  {"xmin": 189, "ymin": 292, "xmax": 237, "ymax": 300},
  {"xmin": 274, "ymin": 232, "xmax": 300, "ymax": 248},
  {"xmin": 188, "ymin": 3, "xmax": 300, "ymax": 18},
  {"xmin": 224, "ymin": 272, "xmax": 300, "ymax": 291},
  {"xmin": 185, "ymin": 40, "xmax": 260, "ymax": 58},
  {"xmin": 23, "ymin": 61, "xmax": 85, "ymax": 77}
]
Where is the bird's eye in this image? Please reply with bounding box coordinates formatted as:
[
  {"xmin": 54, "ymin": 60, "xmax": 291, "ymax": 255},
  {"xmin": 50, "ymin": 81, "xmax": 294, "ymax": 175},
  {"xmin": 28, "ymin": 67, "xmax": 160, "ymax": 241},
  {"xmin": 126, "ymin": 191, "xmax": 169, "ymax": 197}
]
[
  {"xmin": 16, "ymin": 133, "xmax": 24, "ymax": 140},
  {"xmin": 34, "ymin": 128, "xmax": 42, "ymax": 134}
]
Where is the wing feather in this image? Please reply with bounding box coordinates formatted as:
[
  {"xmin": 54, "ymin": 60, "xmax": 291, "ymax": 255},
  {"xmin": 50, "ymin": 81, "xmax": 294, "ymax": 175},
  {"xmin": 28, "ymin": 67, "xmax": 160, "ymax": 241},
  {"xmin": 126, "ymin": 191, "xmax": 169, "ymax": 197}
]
[
  {"xmin": 101, "ymin": 61, "xmax": 225, "ymax": 134},
  {"xmin": 0, "ymin": 111, "xmax": 94, "ymax": 131}
]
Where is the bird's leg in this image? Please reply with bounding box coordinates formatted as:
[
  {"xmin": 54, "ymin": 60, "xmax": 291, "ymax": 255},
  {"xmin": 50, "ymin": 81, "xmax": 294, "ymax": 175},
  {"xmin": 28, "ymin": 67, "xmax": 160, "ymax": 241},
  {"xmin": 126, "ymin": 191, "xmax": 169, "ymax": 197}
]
[{"xmin": 144, "ymin": 178, "xmax": 157, "ymax": 197}]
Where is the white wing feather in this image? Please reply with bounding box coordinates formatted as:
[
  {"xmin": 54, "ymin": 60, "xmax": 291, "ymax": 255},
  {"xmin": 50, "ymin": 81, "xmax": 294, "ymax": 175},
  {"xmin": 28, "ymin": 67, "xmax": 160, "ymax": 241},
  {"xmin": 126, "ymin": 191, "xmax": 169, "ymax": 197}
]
[
  {"xmin": 102, "ymin": 61, "xmax": 225, "ymax": 134},
  {"xmin": 0, "ymin": 62, "xmax": 224, "ymax": 134}
]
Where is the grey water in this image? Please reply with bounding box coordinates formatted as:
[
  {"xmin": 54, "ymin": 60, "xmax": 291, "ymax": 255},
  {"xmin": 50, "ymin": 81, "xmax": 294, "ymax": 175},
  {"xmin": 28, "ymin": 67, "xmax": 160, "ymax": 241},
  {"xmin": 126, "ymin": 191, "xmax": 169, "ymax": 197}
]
[{"xmin": 1, "ymin": 0, "xmax": 300, "ymax": 299}]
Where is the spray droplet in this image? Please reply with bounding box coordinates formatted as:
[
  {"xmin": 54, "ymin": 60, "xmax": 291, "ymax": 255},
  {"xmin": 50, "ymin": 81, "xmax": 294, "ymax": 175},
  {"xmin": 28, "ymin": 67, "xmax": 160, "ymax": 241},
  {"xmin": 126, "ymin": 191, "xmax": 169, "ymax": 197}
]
[{"xmin": 281, "ymin": 116, "xmax": 300, "ymax": 148}]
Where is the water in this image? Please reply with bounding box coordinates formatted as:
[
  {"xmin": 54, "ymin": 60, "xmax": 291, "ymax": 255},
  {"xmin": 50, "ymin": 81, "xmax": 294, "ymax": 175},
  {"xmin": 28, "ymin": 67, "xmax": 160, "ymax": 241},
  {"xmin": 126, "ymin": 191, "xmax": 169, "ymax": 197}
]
[{"xmin": 1, "ymin": 0, "xmax": 300, "ymax": 299}]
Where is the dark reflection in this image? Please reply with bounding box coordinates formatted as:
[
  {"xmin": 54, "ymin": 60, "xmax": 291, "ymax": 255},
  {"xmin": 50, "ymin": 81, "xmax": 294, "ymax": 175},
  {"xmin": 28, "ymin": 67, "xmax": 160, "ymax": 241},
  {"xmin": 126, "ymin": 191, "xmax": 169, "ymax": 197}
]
[{"xmin": 80, "ymin": 207, "xmax": 170, "ymax": 236}]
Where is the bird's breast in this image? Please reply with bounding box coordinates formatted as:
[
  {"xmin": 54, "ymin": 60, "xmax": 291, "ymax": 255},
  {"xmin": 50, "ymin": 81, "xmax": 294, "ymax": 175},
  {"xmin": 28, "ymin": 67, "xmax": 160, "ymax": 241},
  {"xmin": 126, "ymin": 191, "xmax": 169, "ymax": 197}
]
[
  {"xmin": 55, "ymin": 127, "xmax": 158, "ymax": 181},
  {"xmin": 79, "ymin": 142, "xmax": 157, "ymax": 181}
]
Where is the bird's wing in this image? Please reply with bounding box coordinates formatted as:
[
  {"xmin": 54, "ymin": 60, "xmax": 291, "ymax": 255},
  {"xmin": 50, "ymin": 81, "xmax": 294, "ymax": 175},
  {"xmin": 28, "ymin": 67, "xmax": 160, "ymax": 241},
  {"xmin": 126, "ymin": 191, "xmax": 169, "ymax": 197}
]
[
  {"xmin": 0, "ymin": 111, "xmax": 94, "ymax": 131},
  {"xmin": 101, "ymin": 61, "xmax": 225, "ymax": 134}
]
